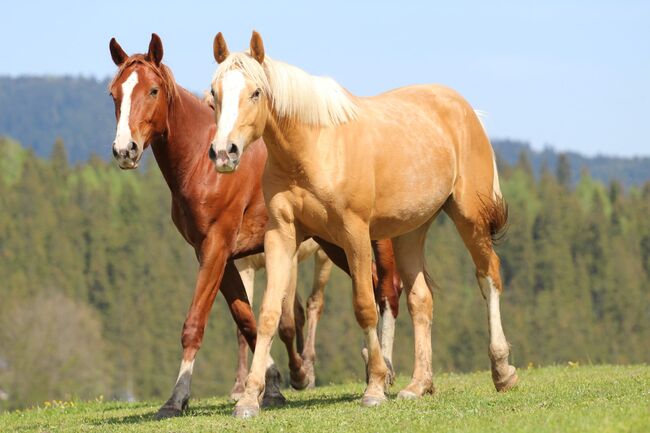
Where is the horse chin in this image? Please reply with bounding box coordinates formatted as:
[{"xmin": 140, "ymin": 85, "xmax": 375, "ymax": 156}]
[
  {"xmin": 118, "ymin": 160, "xmax": 140, "ymax": 170},
  {"xmin": 215, "ymin": 161, "xmax": 239, "ymax": 173}
]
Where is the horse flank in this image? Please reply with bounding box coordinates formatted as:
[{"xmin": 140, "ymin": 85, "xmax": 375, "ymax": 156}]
[{"xmin": 212, "ymin": 52, "xmax": 358, "ymax": 127}]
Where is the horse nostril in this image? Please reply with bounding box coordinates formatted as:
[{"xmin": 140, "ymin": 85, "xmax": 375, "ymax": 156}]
[
  {"xmin": 129, "ymin": 141, "xmax": 138, "ymax": 152},
  {"xmin": 208, "ymin": 146, "xmax": 217, "ymax": 161},
  {"xmin": 112, "ymin": 145, "xmax": 118, "ymax": 158},
  {"xmin": 227, "ymin": 143, "xmax": 239, "ymax": 156}
]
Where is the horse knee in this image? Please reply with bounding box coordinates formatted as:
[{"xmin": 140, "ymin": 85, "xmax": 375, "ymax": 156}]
[{"xmin": 181, "ymin": 322, "xmax": 203, "ymax": 351}]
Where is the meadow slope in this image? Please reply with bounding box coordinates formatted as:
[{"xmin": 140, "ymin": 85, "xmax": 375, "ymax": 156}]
[{"xmin": 1, "ymin": 364, "xmax": 648, "ymax": 433}]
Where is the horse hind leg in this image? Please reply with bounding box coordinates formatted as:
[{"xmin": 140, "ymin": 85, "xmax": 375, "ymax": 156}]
[
  {"xmin": 230, "ymin": 260, "xmax": 255, "ymax": 401},
  {"xmin": 444, "ymin": 194, "xmax": 518, "ymax": 392},
  {"xmin": 391, "ymin": 224, "xmax": 436, "ymax": 400},
  {"xmin": 301, "ymin": 247, "xmax": 332, "ymax": 388},
  {"xmin": 277, "ymin": 255, "xmax": 310, "ymax": 391},
  {"xmin": 372, "ymin": 239, "xmax": 401, "ymax": 386}
]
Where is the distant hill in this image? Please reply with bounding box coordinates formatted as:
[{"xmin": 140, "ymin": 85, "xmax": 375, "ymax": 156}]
[
  {"xmin": 1, "ymin": 76, "xmax": 648, "ymax": 185},
  {"xmin": 0, "ymin": 76, "xmax": 114, "ymax": 161},
  {"xmin": 492, "ymin": 139, "xmax": 650, "ymax": 187}
]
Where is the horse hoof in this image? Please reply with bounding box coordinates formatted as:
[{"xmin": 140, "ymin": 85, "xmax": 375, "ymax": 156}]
[
  {"xmin": 233, "ymin": 404, "xmax": 259, "ymax": 419},
  {"xmin": 495, "ymin": 367, "xmax": 518, "ymax": 392},
  {"xmin": 261, "ymin": 392, "xmax": 286, "ymax": 408},
  {"xmin": 154, "ymin": 405, "xmax": 182, "ymax": 420},
  {"xmin": 361, "ymin": 394, "xmax": 386, "ymax": 407},
  {"xmin": 397, "ymin": 390, "xmax": 418, "ymax": 400},
  {"xmin": 290, "ymin": 371, "xmax": 310, "ymax": 391}
]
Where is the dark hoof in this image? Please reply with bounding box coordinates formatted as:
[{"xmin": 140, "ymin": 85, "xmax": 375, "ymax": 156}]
[
  {"xmin": 261, "ymin": 392, "xmax": 286, "ymax": 408},
  {"xmin": 495, "ymin": 367, "xmax": 518, "ymax": 392},
  {"xmin": 233, "ymin": 404, "xmax": 260, "ymax": 419},
  {"xmin": 155, "ymin": 405, "xmax": 183, "ymax": 420},
  {"xmin": 360, "ymin": 394, "xmax": 386, "ymax": 407}
]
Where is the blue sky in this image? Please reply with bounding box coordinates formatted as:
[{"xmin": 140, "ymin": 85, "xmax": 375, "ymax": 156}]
[{"xmin": 1, "ymin": 1, "xmax": 648, "ymax": 156}]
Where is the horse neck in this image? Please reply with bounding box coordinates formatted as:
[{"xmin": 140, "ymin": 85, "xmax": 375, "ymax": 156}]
[
  {"xmin": 262, "ymin": 113, "xmax": 313, "ymax": 174},
  {"xmin": 150, "ymin": 85, "xmax": 214, "ymax": 195}
]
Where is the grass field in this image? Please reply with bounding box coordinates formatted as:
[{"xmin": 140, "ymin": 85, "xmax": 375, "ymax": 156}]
[{"xmin": 1, "ymin": 364, "xmax": 648, "ymax": 433}]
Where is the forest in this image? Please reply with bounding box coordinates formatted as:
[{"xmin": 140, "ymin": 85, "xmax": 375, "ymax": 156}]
[{"xmin": 0, "ymin": 135, "xmax": 648, "ymax": 410}]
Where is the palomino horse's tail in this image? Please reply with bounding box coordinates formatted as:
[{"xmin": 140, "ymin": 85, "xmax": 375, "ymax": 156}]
[
  {"xmin": 474, "ymin": 110, "xmax": 509, "ymax": 246},
  {"xmin": 479, "ymin": 194, "xmax": 509, "ymax": 246}
]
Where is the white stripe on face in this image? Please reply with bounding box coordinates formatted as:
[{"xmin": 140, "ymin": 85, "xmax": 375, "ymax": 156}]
[
  {"xmin": 215, "ymin": 70, "xmax": 245, "ymax": 150},
  {"xmin": 114, "ymin": 71, "xmax": 138, "ymax": 151}
]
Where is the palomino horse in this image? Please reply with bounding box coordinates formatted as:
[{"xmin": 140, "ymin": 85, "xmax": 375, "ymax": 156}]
[
  {"xmin": 232, "ymin": 238, "xmax": 332, "ymax": 397},
  {"xmin": 108, "ymin": 34, "xmax": 401, "ymax": 418},
  {"xmin": 208, "ymin": 32, "xmax": 517, "ymax": 418}
]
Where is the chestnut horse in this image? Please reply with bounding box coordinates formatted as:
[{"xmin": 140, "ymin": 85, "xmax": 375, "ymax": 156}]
[
  {"xmin": 208, "ymin": 32, "xmax": 518, "ymax": 418},
  {"xmin": 108, "ymin": 34, "xmax": 402, "ymax": 418}
]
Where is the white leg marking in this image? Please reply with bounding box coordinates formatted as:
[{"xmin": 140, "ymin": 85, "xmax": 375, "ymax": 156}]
[
  {"xmin": 114, "ymin": 71, "xmax": 138, "ymax": 151},
  {"xmin": 176, "ymin": 359, "xmax": 195, "ymax": 382},
  {"xmin": 380, "ymin": 301, "xmax": 395, "ymax": 364},
  {"xmin": 214, "ymin": 70, "xmax": 245, "ymax": 151},
  {"xmin": 479, "ymin": 277, "xmax": 508, "ymax": 357}
]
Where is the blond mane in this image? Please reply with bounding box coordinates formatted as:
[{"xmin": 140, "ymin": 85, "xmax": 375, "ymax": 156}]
[{"xmin": 212, "ymin": 52, "xmax": 358, "ymax": 127}]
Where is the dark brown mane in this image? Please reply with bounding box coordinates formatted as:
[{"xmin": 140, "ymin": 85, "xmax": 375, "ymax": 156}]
[{"xmin": 109, "ymin": 54, "xmax": 179, "ymax": 105}]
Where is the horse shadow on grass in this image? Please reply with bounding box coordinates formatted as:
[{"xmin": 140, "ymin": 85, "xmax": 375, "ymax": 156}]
[{"xmin": 90, "ymin": 392, "xmax": 359, "ymax": 426}]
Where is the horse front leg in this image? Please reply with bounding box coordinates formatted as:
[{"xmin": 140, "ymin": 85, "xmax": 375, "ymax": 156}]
[
  {"xmin": 155, "ymin": 232, "xmax": 231, "ymax": 419},
  {"xmin": 234, "ymin": 215, "xmax": 301, "ymax": 419}
]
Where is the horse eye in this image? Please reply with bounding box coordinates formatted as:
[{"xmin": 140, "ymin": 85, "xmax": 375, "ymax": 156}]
[
  {"xmin": 150, "ymin": 88, "xmax": 159, "ymax": 96},
  {"xmin": 251, "ymin": 88, "xmax": 261, "ymax": 99}
]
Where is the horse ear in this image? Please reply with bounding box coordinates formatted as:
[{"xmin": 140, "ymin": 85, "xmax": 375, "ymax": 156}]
[
  {"xmin": 213, "ymin": 32, "xmax": 229, "ymax": 63},
  {"xmin": 147, "ymin": 33, "xmax": 164, "ymax": 66},
  {"xmin": 109, "ymin": 38, "xmax": 128, "ymax": 66},
  {"xmin": 249, "ymin": 30, "xmax": 265, "ymax": 64}
]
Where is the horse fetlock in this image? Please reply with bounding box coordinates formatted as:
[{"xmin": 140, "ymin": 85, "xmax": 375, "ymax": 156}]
[
  {"xmin": 301, "ymin": 357, "xmax": 316, "ymax": 388},
  {"xmin": 488, "ymin": 342, "xmax": 510, "ymax": 362},
  {"xmin": 492, "ymin": 364, "xmax": 518, "ymax": 392},
  {"xmin": 290, "ymin": 366, "xmax": 310, "ymax": 390},
  {"xmin": 397, "ymin": 378, "xmax": 435, "ymax": 400},
  {"xmin": 230, "ymin": 380, "xmax": 246, "ymax": 401}
]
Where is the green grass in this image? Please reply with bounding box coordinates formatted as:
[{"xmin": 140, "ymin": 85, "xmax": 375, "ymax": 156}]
[{"xmin": 1, "ymin": 365, "xmax": 648, "ymax": 433}]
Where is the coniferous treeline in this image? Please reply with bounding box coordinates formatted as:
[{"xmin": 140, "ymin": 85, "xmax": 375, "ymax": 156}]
[{"xmin": 0, "ymin": 137, "xmax": 648, "ymax": 410}]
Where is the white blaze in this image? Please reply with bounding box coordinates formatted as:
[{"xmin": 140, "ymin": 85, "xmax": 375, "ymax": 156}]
[
  {"xmin": 114, "ymin": 71, "xmax": 138, "ymax": 151},
  {"xmin": 214, "ymin": 70, "xmax": 245, "ymax": 150}
]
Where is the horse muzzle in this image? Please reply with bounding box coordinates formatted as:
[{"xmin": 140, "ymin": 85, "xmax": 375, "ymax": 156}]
[
  {"xmin": 209, "ymin": 142, "xmax": 240, "ymax": 173},
  {"xmin": 113, "ymin": 140, "xmax": 142, "ymax": 170}
]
